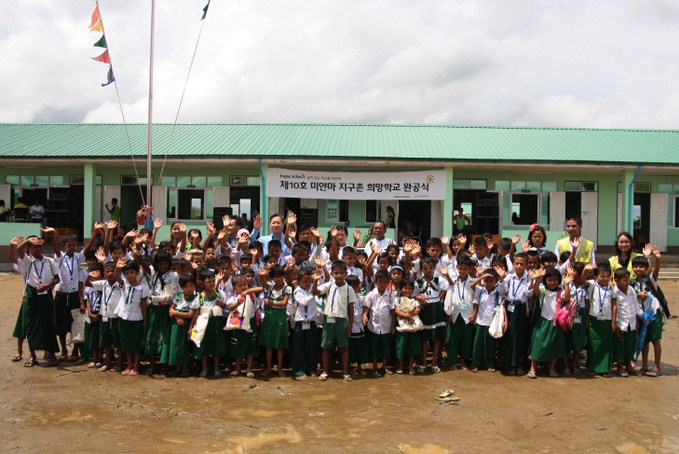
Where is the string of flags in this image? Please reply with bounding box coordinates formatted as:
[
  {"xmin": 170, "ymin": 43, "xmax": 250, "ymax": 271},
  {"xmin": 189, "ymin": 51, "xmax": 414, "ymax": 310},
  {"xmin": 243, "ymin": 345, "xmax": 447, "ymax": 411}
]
[{"xmin": 88, "ymin": 3, "xmax": 114, "ymax": 87}]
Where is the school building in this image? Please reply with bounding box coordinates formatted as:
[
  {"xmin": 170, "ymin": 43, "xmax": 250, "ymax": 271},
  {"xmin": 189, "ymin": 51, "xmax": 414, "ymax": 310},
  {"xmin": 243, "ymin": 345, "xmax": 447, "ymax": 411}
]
[{"xmin": 1, "ymin": 123, "xmax": 678, "ymax": 261}]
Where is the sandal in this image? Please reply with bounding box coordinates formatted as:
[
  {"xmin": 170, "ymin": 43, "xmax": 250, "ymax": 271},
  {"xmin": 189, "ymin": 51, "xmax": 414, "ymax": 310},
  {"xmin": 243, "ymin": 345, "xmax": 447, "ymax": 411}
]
[
  {"xmin": 214, "ymin": 371, "xmax": 222, "ymax": 378},
  {"xmin": 47, "ymin": 358, "xmax": 58, "ymax": 367},
  {"xmin": 563, "ymin": 369, "xmax": 571, "ymax": 376},
  {"xmin": 87, "ymin": 362, "xmax": 97, "ymax": 368},
  {"xmin": 66, "ymin": 355, "xmax": 79, "ymax": 363},
  {"xmin": 417, "ymin": 365, "xmax": 426, "ymax": 373},
  {"xmin": 181, "ymin": 371, "xmax": 191, "ymax": 378},
  {"xmin": 11, "ymin": 354, "xmax": 22, "ymax": 362},
  {"xmin": 527, "ymin": 370, "xmax": 537, "ymax": 379},
  {"xmin": 56, "ymin": 355, "xmax": 67, "ymax": 362},
  {"xmin": 296, "ymin": 374, "xmax": 307, "ymax": 380},
  {"xmin": 146, "ymin": 368, "xmax": 154, "ymax": 377},
  {"xmin": 121, "ymin": 369, "xmax": 131, "ymax": 376},
  {"xmin": 319, "ymin": 373, "xmax": 329, "ymax": 381},
  {"xmin": 127, "ymin": 370, "xmax": 139, "ymax": 376},
  {"xmin": 246, "ymin": 372, "xmax": 255, "ymax": 378},
  {"xmin": 572, "ymin": 367, "xmax": 581, "ymax": 375},
  {"xmin": 24, "ymin": 357, "xmax": 38, "ymax": 368},
  {"xmin": 470, "ymin": 368, "xmax": 479, "ymax": 373},
  {"xmin": 98, "ymin": 365, "xmax": 109, "ymax": 372},
  {"xmin": 645, "ymin": 369, "xmax": 662, "ymax": 377},
  {"xmin": 343, "ymin": 374, "xmax": 353, "ymax": 382},
  {"xmin": 618, "ymin": 370, "xmax": 629, "ymax": 377},
  {"xmin": 199, "ymin": 371, "xmax": 208, "ymax": 378},
  {"xmin": 261, "ymin": 369, "xmax": 271, "ymax": 377},
  {"xmin": 408, "ymin": 367, "xmax": 416, "ymax": 375},
  {"xmin": 431, "ymin": 366, "xmax": 441, "ymax": 374},
  {"xmin": 628, "ymin": 368, "xmax": 642, "ymax": 376},
  {"xmin": 396, "ymin": 369, "xmax": 403, "ymax": 374},
  {"xmin": 230, "ymin": 370, "xmax": 240, "ymax": 376},
  {"xmin": 385, "ymin": 368, "xmax": 394, "ymax": 375},
  {"xmin": 548, "ymin": 370, "xmax": 558, "ymax": 377},
  {"xmin": 516, "ymin": 368, "xmax": 525, "ymax": 376}
]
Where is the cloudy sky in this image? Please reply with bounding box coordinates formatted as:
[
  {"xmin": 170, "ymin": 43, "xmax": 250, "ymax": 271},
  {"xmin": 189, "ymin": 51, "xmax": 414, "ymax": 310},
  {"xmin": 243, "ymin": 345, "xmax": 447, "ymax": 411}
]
[{"xmin": 2, "ymin": 1, "xmax": 679, "ymax": 128}]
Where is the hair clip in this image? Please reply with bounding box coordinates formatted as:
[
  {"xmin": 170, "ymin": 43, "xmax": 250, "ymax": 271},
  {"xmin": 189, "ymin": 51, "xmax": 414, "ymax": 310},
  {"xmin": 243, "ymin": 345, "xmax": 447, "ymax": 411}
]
[{"xmin": 529, "ymin": 223, "xmax": 538, "ymax": 232}]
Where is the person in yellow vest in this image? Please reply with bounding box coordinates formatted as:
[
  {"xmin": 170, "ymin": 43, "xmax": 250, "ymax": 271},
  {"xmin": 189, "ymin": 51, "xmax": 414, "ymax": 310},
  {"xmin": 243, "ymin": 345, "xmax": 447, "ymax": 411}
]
[
  {"xmin": 555, "ymin": 215, "xmax": 595, "ymax": 265},
  {"xmin": 608, "ymin": 232, "xmax": 652, "ymax": 281}
]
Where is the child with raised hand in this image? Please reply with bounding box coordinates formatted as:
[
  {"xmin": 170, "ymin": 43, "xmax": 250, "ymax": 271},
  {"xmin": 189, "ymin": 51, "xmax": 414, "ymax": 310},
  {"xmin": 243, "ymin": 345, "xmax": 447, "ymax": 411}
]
[
  {"xmin": 564, "ymin": 263, "xmax": 588, "ymax": 375},
  {"xmin": 444, "ymin": 256, "xmax": 476, "ymax": 371},
  {"xmin": 163, "ymin": 274, "xmax": 200, "ymax": 377},
  {"xmin": 470, "ymin": 268, "xmax": 506, "ymax": 373},
  {"xmin": 291, "ymin": 268, "xmax": 322, "ymax": 379},
  {"xmin": 228, "ymin": 274, "xmax": 264, "ymax": 378},
  {"xmin": 346, "ymin": 274, "xmax": 369, "ymax": 377},
  {"xmin": 83, "ymin": 262, "xmax": 104, "ymax": 369},
  {"xmin": 193, "ymin": 268, "xmax": 227, "ymax": 378},
  {"xmin": 631, "ymin": 248, "xmax": 664, "ymax": 377},
  {"xmin": 312, "ymin": 260, "xmax": 356, "ymax": 381},
  {"xmin": 415, "ymin": 256, "xmax": 453, "ymax": 373},
  {"xmin": 502, "ymin": 252, "xmax": 531, "ymax": 375},
  {"xmin": 521, "ymin": 224, "xmax": 548, "ymax": 254},
  {"xmin": 395, "ymin": 277, "xmax": 421, "ymax": 374},
  {"xmin": 582, "ymin": 262, "xmax": 617, "ymax": 377},
  {"xmin": 258, "ymin": 264, "xmax": 292, "ymax": 377},
  {"xmin": 87, "ymin": 261, "xmax": 124, "ymax": 372},
  {"xmin": 114, "ymin": 259, "xmax": 149, "ymax": 376},
  {"xmin": 527, "ymin": 268, "xmax": 567, "ymax": 378},
  {"xmin": 363, "ymin": 269, "xmax": 397, "ymax": 376},
  {"xmin": 612, "ymin": 268, "xmax": 642, "ymax": 377}
]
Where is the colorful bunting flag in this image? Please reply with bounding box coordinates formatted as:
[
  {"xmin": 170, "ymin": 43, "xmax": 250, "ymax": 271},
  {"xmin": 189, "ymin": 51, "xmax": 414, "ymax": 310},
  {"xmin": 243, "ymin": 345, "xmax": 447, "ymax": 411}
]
[
  {"xmin": 201, "ymin": 0, "xmax": 210, "ymax": 20},
  {"xmin": 94, "ymin": 34, "xmax": 107, "ymax": 48},
  {"xmin": 90, "ymin": 20, "xmax": 104, "ymax": 32},
  {"xmin": 101, "ymin": 66, "xmax": 115, "ymax": 87},
  {"xmin": 89, "ymin": 5, "xmax": 101, "ymax": 29},
  {"xmin": 92, "ymin": 49, "xmax": 110, "ymax": 64}
]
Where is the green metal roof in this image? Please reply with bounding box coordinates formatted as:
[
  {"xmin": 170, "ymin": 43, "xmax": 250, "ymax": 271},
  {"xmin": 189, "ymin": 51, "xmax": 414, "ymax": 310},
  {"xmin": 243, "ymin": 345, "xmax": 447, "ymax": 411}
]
[{"xmin": 1, "ymin": 123, "xmax": 679, "ymax": 165}]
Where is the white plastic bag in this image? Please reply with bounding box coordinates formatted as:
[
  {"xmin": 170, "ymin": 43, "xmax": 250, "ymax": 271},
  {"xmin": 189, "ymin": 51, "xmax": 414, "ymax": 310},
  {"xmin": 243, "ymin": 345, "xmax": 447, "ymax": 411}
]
[
  {"xmin": 489, "ymin": 305, "xmax": 505, "ymax": 339},
  {"xmin": 224, "ymin": 295, "xmax": 254, "ymax": 332},
  {"xmin": 190, "ymin": 307, "xmax": 211, "ymax": 347},
  {"xmin": 70, "ymin": 309, "xmax": 87, "ymax": 344},
  {"xmin": 396, "ymin": 297, "xmax": 424, "ymax": 332}
]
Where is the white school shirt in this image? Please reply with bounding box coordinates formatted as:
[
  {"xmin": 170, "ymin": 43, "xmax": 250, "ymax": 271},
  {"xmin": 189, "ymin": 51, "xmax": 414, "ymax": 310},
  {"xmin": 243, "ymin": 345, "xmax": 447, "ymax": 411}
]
[
  {"xmin": 55, "ymin": 251, "xmax": 85, "ymax": 293},
  {"xmin": 505, "ymin": 273, "xmax": 531, "ymax": 304},
  {"xmin": 84, "ymin": 287, "xmax": 101, "ymax": 323},
  {"xmin": 293, "ymin": 286, "xmax": 318, "ymax": 322},
  {"xmin": 217, "ymin": 278, "xmax": 235, "ymax": 314},
  {"xmin": 316, "ymin": 281, "xmax": 356, "ymax": 319},
  {"xmin": 415, "ymin": 276, "xmax": 449, "ymax": 304},
  {"xmin": 632, "ymin": 275, "xmax": 661, "ymax": 314},
  {"xmin": 173, "ymin": 292, "xmax": 201, "ymax": 312},
  {"xmin": 472, "ymin": 253, "xmax": 494, "ymax": 270},
  {"xmin": 445, "ymin": 276, "xmax": 475, "ymax": 323},
  {"xmin": 569, "ymin": 282, "xmax": 587, "ymax": 310},
  {"xmin": 474, "ymin": 286, "xmax": 504, "ymax": 327},
  {"xmin": 20, "ymin": 254, "xmax": 59, "ymax": 289},
  {"xmin": 115, "ymin": 282, "xmax": 149, "ymax": 321},
  {"xmin": 199, "ymin": 291, "xmax": 227, "ymax": 310},
  {"xmin": 410, "ymin": 257, "xmax": 453, "ymax": 280},
  {"xmin": 363, "ymin": 288, "xmax": 396, "ymax": 335},
  {"xmin": 538, "ymin": 284, "xmax": 561, "ymax": 321},
  {"xmin": 614, "ymin": 286, "xmax": 642, "ymax": 331},
  {"xmin": 351, "ymin": 294, "xmax": 365, "ymax": 334},
  {"xmin": 91, "ymin": 280, "xmax": 123, "ymax": 319},
  {"xmin": 148, "ymin": 271, "xmax": 179, "ymax": 306},
  {"xmin": 587, "ymin": 281, "xmax": 614, "ymax": 321}
]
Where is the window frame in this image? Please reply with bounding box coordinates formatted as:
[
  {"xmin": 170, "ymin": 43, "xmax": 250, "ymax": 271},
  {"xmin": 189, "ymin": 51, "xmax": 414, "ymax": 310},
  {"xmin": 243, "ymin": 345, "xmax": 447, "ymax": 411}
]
[
  {"xmin": 166, "ymin": 187, "xmax": 209, "ymax": 221},
  {"xmin": 325, "ymin": 199, "xmax": 349, "ymax": 224},
  {"xmin": 500, "ymin": 190, "xmax": 551, "ymax": 227}
]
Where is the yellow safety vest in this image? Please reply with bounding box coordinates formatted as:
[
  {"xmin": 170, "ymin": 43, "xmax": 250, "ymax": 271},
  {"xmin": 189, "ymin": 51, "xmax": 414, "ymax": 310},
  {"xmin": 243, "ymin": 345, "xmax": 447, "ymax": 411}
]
[
  {"xmin": 557, "ymin": 237, "xmax": 593, "ymax": 264},
  {"xmin": 608, "ymin": 252, "xmax": 642, "ymax": 281}
]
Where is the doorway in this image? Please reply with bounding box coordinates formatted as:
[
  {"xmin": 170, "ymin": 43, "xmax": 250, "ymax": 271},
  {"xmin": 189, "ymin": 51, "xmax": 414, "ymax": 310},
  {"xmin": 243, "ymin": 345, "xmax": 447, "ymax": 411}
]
[
  {"xmin": 121, "ymin": 186, "xmax": 147, "ymax": 229},
  {"xmin": 633, "ymin": 192, "xmax": 650, "ymax": 247},
  {"xmin": 398, "ymin": 201, "xmax": 431, "ymax": 244}
]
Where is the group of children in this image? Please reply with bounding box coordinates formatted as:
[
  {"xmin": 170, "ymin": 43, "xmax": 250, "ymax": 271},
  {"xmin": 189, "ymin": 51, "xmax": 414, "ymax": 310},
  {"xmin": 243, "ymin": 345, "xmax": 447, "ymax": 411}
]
[{"xmin": 9, "ymin": 213, "xmax": 667, "ymax": 381}]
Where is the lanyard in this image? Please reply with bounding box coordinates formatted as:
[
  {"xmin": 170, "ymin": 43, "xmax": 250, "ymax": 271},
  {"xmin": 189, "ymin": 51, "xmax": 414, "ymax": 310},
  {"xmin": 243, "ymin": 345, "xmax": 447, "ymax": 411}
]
[
  {"xmin": 32, "ymin": 259, "xmax": 45, "ymax": 283},
  {"xmin": 456, "ymin": 277, "xmax": 467, "ymax": 302},
  {"xmin": 103, "ymin": 282, "xmax": 117, "ymax": 312},
  {"xmin": 64, "ymin": 255, "xmax": 76, "ymax": 280},
  {"xmin": 573, "ymin": 284, "xmax": 583, "ymax": 308},
  {"xmin": 126, "ymin": 287, "xmax": 135, "ymax": 306},
  {"xmin": 331, "ymin": 282, "xmax": 345, "ymax": 312},
  {"xmin": 89, "ymin": 291, "xmax": 101, "ymax": 310},
  {"xmin": 598, "ymin": 284, "xmax": 609, "ymax": 315},
  {"xmin": 511, "ymin": 275, "xmax": 525, "ymax": 301},
  {"xmin": 480, "ymin": 288, "xmax": 499, "ymax": 307}
]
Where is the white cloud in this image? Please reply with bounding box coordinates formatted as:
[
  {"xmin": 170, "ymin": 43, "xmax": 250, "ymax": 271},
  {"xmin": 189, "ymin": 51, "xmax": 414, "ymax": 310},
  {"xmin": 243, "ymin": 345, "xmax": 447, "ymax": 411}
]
[{"xmin": 1, "ymin": 0, "xmax": 679, "ymax": 129}]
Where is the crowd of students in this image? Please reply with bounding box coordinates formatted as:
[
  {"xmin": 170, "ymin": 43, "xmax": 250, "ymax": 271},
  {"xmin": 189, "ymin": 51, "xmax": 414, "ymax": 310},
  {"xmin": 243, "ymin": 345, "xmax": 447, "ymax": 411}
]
[{"xmin": 8, "ymin": 211, "xmax": 668, "ymax": 381}]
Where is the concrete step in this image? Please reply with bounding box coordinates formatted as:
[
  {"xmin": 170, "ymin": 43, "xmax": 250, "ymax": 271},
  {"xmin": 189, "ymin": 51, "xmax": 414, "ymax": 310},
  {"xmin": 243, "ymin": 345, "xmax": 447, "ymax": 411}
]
[{"xmin": 659, "ymin": 269, "xmax": 679, "ymax": 281}]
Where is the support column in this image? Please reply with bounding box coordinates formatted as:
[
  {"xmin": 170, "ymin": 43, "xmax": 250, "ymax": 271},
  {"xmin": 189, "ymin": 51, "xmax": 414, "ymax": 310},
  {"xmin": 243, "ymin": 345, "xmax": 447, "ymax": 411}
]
[
  {"xmin": 84, "ymin": 163, "xmax": 96, "ymax": 241},
  {"xmin": 622, "ymin": 168, "xmax": 636, "ymax": 233},
  {"xmin": 259, "ymin": 162, "xmax": 269, "ymax": 235},
  {"xmin": 442, "ymin": 165, "xmax": 454, "ymax": 236}
]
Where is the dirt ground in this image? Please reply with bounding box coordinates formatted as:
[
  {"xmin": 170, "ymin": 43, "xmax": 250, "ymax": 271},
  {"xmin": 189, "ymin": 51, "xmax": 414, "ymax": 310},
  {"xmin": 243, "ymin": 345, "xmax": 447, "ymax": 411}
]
[{"xmin": 1, "ymin": 274, "xmax": 678, "ymax": 454}]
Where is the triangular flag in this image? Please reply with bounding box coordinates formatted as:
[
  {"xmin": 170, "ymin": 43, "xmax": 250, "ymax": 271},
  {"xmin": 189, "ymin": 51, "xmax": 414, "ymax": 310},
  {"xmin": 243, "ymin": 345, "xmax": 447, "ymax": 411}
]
[
  {"xmin": 201, "ymin": 0, "xmax": 210, "ymax": 20},
  {"xmin": 92, "ymin": 49, "xmax": 110, "ymax": 64},
  {"xmin": 94, "ymin": 35, "xmax": 107, "ymax": 48},
  {"xmin": 101, "ymin": 66, "xmax": 115, "ymax": 87},
  {"xmin": 89, "ymin": 5, "xmax": 101, "ymax": 29},
  {"xmin": 90, "ymin": 20, "xmax": 104, "ymax": 33}
]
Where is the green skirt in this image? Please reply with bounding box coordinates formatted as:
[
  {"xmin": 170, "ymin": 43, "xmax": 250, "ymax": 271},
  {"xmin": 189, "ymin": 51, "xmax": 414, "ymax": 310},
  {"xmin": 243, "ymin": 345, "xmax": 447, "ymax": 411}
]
[
  {"xmin": 587, "ymin": 318, "xmax": 613, "ymax": 374},
  {"xmin": 161, "ymin": 317, "xmax": 192, "ymax": 366},
  {"xmin": 193, "ymin": 315, "xmax": 227, "ymax": 359},
  {"xmin": 348, "ymin": 332, "xmax": 369, "ymax": 364},
  {"xmin": 230, "ymin": 317, "xmax": 259, "ymax": 359},
  {"xmin": 84, "ymin": 319, "xmax": 101, "ymax": 352},
  {"xmin": 529, "ymin": 316, "xmax": 565, "ymax": 362},
  {"xmin": 366, "ymin": 329, "xmax": 392, "ymax": 360},
  {"xmin": 567, "ymin": 307, "xmax": 588, "ymax": 353},
  {"xmin": 446, "ymin": 316, "xmax": 474, "ymax": 362},
  {"xmin": 419, "ymin": 302, "xmax": 447, "ymax": 340},
  {"xmin": 645, "ymin": 309, "xmax": 664, "ymax": 343},
  {"xmin": 143, "ymin": 305, "xmax": 170, "ymax": 356},
  {"xmin": 472, "ymin": 325, "xmax": 495, "ymax": 369},
  {"xmin": 396, "ymin": 330, "xmax": 422, "ymax": 359},
  {"xmin": 12, "ymin": 298, "xmax": 27, "ymax": 340},
  {"xmin": 99, "ymin": 317, "xmax": 121, "ymax": 350},
  {"xmin": 502, "ymin": 302, "xmax": 528, "ymax": 369},
  {"xmin": 119, "ymin": 319, "xmax": 144, "ymax": 354},
  {"xmin": 258, "ymin": 306, "xmax": 289, "ymax": 349},
  {"xmin": 25, "ymin": 286, "xmax": 59, "ymax": 353}
]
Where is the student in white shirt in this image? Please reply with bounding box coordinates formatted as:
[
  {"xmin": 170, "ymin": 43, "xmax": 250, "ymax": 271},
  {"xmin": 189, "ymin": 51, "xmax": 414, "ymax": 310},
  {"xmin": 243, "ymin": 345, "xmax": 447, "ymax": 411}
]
[
  {"xmin": 582, "ymin": 263, "xmax": 617, "ymax": 377},
  {"xmin": 470, "ymin": 269, "xmax": 506, "ymax": 373},
  {"xmin": 291, "ymin": 268, "xmax": 321, "ymax": 379},
  {"xmin": 87, "ymin": 260, "xmax": 124, "ymax": 372},
  {"xmin": 612, "ymin": 268, "xmax": 643, "ymax": 377},
  {"xmin": 363, "ymin": 270, "xmax": 396, "ymax": 376},
  {"xmin": 502, "ymin": 253, "xmax": 531, "ymax": 375},
  {"xmin": 444, "ymin": 256, "xmax": 476, "ymax": 371},
  {"xmin": 16, "ymin": 235, "xmax": 61, "ymax": 367},
  {"xmin": 114, "ymin": 259, "xmax": 149, "ymax": 376}
]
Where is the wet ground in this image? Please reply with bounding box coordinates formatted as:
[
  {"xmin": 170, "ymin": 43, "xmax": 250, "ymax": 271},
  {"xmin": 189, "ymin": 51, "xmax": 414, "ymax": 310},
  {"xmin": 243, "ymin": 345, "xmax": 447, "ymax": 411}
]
[{"xmin": 1, "ymin": 273, "xmax": 678, "ymax": 453}]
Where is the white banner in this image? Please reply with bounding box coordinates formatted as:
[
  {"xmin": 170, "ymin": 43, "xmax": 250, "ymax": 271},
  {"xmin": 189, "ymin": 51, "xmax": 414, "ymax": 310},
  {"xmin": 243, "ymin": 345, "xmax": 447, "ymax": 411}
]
[{"xmin": 266, "ymin": 168, "xmax": 446, "ymax": 200}]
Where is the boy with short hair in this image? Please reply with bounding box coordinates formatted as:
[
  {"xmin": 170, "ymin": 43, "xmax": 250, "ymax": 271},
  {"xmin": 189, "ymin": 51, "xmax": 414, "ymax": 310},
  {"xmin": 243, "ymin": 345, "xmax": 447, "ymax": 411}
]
[
  {"xmin": 312, "ymin": 260, "xmax": 356, "ymax": 381},
  {"xmin": 582, "ymin": 262, "xmax": 617, "ymax": 377},
  {"xmin": 502, "ymin": 252, "xmax": 531, "ymax": 375},
  {"xmin": 444, "ymin": 256, "xmax": 476, "ymax": 370},
  {"xmin": 363, "ymin": 269, "xmax": 396, "ymax": 375},
  {"xmin": 470, "ymin": 269, "xmax": 506, "ymax": 373},
  {"xmin": 87, "ymin": 261, "xmax": 124, "ymax": 372},
  {"xmin": 291, "ymin": 268, "xmax": 321, "ymax": 379},
  {"xmin": 631, "ymin": 249, "xmax": 664, "ymax": 376},
  {"xmin": 612, "ymin": 268, "xmax": 643, "ymax": 377}
]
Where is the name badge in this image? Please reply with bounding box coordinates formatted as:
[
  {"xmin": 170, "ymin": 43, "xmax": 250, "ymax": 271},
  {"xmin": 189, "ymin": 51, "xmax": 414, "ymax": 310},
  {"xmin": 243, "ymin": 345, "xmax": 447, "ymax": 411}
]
[
  {"xmin": 302, "ymin": 322, "xmax": 311, "ymax": 330},
  {"xmin": 102, "ymin": 316, "xmax": 109, "ymax": 322},
  {"xmin": 460, "ymin": 304, "xmax": 468, "ymax": 310},
  {"xmin": 68, "ymin": 286, "xmax": 78, "ymax": 293},
  {"xmin": 327, "ymin": 317, "xmax": 336, "ymax": 324},
  {"xmin": 573, "ymin": 316, "xmax": 582, "ymax": 324},
  {"xmin": 507, "ymin": 303, "xmax": 515, "ymax": 313}
]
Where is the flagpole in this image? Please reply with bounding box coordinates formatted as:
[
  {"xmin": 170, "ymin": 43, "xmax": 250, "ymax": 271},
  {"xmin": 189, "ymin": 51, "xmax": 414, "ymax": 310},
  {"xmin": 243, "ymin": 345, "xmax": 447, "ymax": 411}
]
[{"xmin": 146, "ymin": 0, "xmax": 156, "ymax": 228}]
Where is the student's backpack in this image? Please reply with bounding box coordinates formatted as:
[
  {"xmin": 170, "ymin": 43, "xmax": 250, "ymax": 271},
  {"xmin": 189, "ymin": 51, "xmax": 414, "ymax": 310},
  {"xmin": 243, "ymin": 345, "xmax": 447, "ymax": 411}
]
[{"xmin": 633, "ymin": 277, "xmax": 670, "ymax": 319}]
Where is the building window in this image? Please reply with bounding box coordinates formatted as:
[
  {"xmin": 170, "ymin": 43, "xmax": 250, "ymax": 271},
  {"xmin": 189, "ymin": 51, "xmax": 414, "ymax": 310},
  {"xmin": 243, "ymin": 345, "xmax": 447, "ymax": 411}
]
[
  {"xmin": 70, "ymin": 175, "xmax": 103, "ymax": 185},
  {"xmin": 160, "ymin": 176, "xmax": 220, "ymax": 188},
  {"xmin": 326, "ymin": 199, "xmax": 349, "ymax": 223},
  {"xmin": 167, "ymin": 188, "xmax": 206, "ymax": 220},
  {"xmin": 7, "ymin": 174, "xmax": 72, "ymax": 187},
  {"xmin": 365, "ymin": 200, "xmax": 381, "ymax": 224},
  {"xmin": 503, "ymin": 193, "xmax": 550, "ymax": 226},
  {"xmin": 453, "ymin": 179, "xmax": 487, "ymax": 190},
  {"xmin": 634, "ymin": 182, "xmax": 651, "ymax": 193},
  {"xmin": 495, "ymin": 180, "xmax": 556, "ymax": 192},
  {"xmin": 121, "ymin": 175, "xmax": 154, "ymax": 186},
  {"xmin": 565, "ymin": 181, "xmax": 598, "ymax": 192},
  {"xmin": 230, "ymin": 176, "xmax": 247, "ymax": 186}
]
